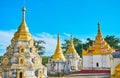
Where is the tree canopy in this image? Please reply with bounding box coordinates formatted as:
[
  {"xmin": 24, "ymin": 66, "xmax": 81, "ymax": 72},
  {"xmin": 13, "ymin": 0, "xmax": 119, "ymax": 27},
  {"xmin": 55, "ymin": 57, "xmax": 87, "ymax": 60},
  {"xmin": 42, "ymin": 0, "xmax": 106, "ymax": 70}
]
[
  {"xmin": 61, "ymin": 35, "xmax": 120, "ymax": 57},
  {"xmin": 34, "ymin": 40, "xmax": 46, "ymax": 55},
  {"xmin": 105, "ymin": 35, "xmax": 120, "ymax": 50}
]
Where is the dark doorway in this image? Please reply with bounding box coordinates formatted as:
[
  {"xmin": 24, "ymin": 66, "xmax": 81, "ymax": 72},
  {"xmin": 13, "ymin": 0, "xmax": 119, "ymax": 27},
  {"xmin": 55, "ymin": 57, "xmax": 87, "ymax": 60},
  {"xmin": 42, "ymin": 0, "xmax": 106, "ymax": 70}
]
[
  {"xmin": 96, "ymin": 62, "xmax": 99, "ymax": 67},
  {"xmin": 19, "ymin": 72, "xmax": 23, "ymax": 78}
]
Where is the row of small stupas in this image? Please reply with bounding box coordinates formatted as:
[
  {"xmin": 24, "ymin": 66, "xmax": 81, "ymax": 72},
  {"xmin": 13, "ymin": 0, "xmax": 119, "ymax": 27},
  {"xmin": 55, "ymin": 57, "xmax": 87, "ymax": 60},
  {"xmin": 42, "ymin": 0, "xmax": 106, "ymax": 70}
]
[
  {"xmin": 47, "ymin": 22, "xmax": 120, "ymax": 77},
  {"xmin": 47, "ymin": 35, "xmax": 82, "ymax": 76},
  {"xmin": 0, "ymin": 7, "xmax": 47, "ymax": 78},
  {"xmin": 0, "ymin": 5, "xmax": 119, "ymax": 78}
]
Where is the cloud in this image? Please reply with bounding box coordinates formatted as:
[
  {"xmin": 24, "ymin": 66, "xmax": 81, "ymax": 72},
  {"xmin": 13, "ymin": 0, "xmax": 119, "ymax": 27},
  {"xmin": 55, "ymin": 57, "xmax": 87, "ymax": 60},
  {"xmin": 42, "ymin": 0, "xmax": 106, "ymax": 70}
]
[
  {"xmin": 1, "ymin": 31, "xmax": 89, "ymax": 56},
  {"xmin": 0, "ymin": 30, "xmax": 15, "ymax": 55},
  {"xmin": 63, "ymin": 32, "xmax": 71, "ymax": 37},
  {"xmin": 0, "ymin": 31, "xmax": 58, "ymax": 56},
  {"xmin": 33, "ymin": 32, "xmax": 57, "ymax": 56}
]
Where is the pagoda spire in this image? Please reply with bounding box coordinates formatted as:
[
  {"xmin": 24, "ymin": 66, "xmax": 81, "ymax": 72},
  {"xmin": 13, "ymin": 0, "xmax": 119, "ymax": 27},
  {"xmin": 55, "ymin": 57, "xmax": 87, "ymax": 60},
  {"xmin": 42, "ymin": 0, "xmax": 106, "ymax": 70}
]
[
  {"xmin": 97, "ymin": 21, "xmax": 102, "ymax": 36},
  {"xmin": 66, "ymin": 35, "xmax": 80, "ymax": 58},
  {"xmin": 18, "ymin": 7, "xmax": 29, "ymax": 32},
  {"xmin": 82, "ymin": 22, "xmax": 113, "ymax": 56},
  {"xmin": 52, "ymin": 34, "xmax": 65, "ymax": 61},
  {"xmin": 12, "ymin": 7, "xmax": 32, "ymax": 41},
  {"xmin": 22, "ymin": 7, "xmax": 26, "ymax": 21},
  {"xmin": 66, "ymin": 35, "xmax": 77, "ymax": 53}
]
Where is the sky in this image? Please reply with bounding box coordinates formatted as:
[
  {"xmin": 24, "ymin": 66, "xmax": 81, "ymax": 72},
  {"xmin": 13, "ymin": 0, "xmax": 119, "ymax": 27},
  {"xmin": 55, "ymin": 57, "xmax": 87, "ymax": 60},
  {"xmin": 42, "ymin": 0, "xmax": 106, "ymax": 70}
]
[{"xmin": 0, "ymin": 0, "xmax": 120, "ymax": 56}]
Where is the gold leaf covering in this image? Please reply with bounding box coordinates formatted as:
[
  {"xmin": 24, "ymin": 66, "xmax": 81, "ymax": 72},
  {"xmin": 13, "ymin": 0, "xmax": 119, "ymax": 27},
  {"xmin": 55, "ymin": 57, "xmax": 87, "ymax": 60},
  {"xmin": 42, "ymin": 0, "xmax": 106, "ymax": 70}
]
[
  {"xmin": 52, "ymin": 34, "xmax": 65, "ymax": 61},
  {"xmin": 12, "ymin": 7, "xmax": 32, "ymax": 41},
  {"xmin": 66, "ymin": 35, "xmax": 80, "ymax": 58},
  {"xmin": 83, "ymin": 22, "xmax": 114, "ymax": 56}
]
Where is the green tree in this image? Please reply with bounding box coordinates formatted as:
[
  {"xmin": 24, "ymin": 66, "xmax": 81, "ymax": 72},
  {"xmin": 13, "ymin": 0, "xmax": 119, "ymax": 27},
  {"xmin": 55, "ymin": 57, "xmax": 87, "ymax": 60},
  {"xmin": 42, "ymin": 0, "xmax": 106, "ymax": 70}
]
[
  {"xmin": 34, "ymin": 40, "xmax": 46, "ymax": 55},
  {"xmin": 73, "ymin": 38, "xmax": 82, "ymax": 56},
  {"xmin": 105, "ymin": 35, "xmax": 120, "ymax": 50},
  {"xmin": 42, "ymin": 56, "xmax": 50, "ymax": 65},
  {"xmin": 83, "ymin": 38, "xmax": 94, "ymax": 50},
  {"xmin": 0, "ymin": 56, "xmax": 2, "ymax": 63},
  {"xmin": 62, "ymin": 39, "xmax": 70, "ymax": 53}
]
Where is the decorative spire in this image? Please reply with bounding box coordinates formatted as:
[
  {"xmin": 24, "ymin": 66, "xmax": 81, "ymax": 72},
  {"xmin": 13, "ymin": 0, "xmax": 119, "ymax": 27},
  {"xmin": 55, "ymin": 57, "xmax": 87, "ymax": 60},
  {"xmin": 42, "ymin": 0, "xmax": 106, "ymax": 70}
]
[
  {"xmin": 97, "ymin": 21, "xmax": 102, "ymax": 36},
  {"xmin": 18, "ymin": 7, "xmax": 29, "ymax": 32},
  {"xmin": 22, "ymin": 7, "xmax": 26, "ymax": 21},
  {"xmin": 12, "ymin": 7, "xmax": 32, "ymax": 41},
  {"xmin": 66, "ymin": 35, "xmax": 76, "ymax": 53},
  {"xmin": 66, "ymin": 35, "xmax": 80, "ymax": 58},
  {"xmin": 82, "ymin": 22, "xmax": 113, "ymax": 56},
  {"xmin": 52, "ymin": 34, "xmax": 65, "ymax": 61}
]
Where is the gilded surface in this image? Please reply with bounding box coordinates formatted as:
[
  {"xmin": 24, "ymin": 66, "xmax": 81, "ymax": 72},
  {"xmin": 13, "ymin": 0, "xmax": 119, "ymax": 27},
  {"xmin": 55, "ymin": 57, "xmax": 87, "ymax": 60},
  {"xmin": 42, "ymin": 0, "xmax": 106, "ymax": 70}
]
[
  {"xmin": 0, "ymin": 7, "xmax": 46, "ymax": 78},
  {"xmin": 82, "ymin": 22, "xmax": 114, "ymax": 56},
  {"xmin": 52, "ymin": 34, "xmax": 65, "ymax": 61},
  {"xmin": 66, "ymin": 35, "xmax": 80, "ymax": 58},
  {"xmin": 12, "ymin": 7, "xmax": 32, "ymax": 41},
  {"xmin": 111, "ymin": 64, "xmax": 120, "ymax": 78}
]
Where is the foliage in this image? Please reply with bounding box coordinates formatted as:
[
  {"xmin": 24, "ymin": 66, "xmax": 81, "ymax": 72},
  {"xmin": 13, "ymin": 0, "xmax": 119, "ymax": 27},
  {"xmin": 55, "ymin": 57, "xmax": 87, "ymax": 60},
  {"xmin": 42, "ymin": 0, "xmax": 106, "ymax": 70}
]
[
  {"xmin": 0, "ymin": 56, "xmax": 2, "ymax": 63},
  {"xmin": 83, "ymin": 38, "xmax": 94, "ymax": 50},
  {"xmin": 62, "ymin": 39, "xmax": 70, "ymax": 53},
  {"xmin": 105, "ymin": 35, "xmax": 120, "ymax": 50},
  {"xmin": 34, "ymin": 40, "xmax": 46, "ymax": 55},
  {"xmin": 42, "ymin": 56, "xmax": 50, "ymax": 65}
]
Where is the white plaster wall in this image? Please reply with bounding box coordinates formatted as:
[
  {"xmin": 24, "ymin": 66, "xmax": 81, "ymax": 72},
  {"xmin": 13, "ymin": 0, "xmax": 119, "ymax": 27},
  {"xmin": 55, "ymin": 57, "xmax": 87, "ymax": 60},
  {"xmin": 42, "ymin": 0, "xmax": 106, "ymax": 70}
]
[
  {"xmin": 52, "ymin": 62, "xmax": 62, "ymax": 72},
  {"xmin": 47, "ymin": 61, "xmax": 70, "ymax": 74},
  {"xmin": 102, "ymin": 55, "xmax": 110, "ymax": 68},
  {"xmin": 47, "ymin": 63, "xmax": 51, "ymax": 71},
  {"xmin": 25, "ymin": 57, "xmax": 31, "ymax": 65},
  {"xmin": 83, "ymin": 55, "xmax": 110, "ymax": 68},
  {"xmin": 93, "ymin": 55, "xmax": 102, "ymax": 68},
  {"xmin": 70, "ymin": 58, "xmax": 76, "ymax": 66},
  {"xmin": 65, "ymin": 53, "xmax": 81, "ymax": 70},
  {"xmin": 83, "ymin": 56, "xmax": 93, "ymax": 68},
  {"xmin": 25, "ymin": 70, "xmax": 35, "ymax": 77}
]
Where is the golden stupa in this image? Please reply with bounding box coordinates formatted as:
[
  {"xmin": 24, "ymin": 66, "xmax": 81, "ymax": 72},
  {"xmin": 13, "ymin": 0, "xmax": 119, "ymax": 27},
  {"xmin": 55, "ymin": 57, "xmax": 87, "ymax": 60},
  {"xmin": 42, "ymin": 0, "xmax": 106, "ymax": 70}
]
[
  {"xmin": 82, "ymin": 22, "xmax": 113, "ymax": 56},
  {"xmin": 12, "ymin": 7, "xmax": 32, "ymax": 41},
  {"xmin": 0, "ymin": 7, "xmax": 47, "ymax": 78},
  {"xmin": 52, "ymin": 34, "xmax": 65, "ymax": 61},
  {"xmin": 66, "ymin": 35, "xmax": 80, "ymax": 58}
]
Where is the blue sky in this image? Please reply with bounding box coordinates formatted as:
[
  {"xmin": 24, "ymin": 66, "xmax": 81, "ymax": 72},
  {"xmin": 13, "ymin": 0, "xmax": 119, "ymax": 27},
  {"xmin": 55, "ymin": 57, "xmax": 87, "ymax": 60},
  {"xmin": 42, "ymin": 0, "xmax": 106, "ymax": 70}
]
[{"xmin": 0, "ymin": 0, "xmax": 120, "ymax": 56}]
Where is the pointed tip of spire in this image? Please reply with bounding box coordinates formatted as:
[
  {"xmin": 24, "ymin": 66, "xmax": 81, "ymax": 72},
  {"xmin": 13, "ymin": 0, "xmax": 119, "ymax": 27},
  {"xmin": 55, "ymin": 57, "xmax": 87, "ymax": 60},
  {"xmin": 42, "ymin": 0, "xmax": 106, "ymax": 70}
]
[
  {"xmin": 98, "ymin": 21, "xmax": 100, "ymax": 31},
  {"xmin": 98, "ymin": 21, "xmax": 100, "ymax": 26},
  {"xmin": 70, "ymin": 35, "xmax": 73, "ymax": 42},
  {"xmin": 22, "ymin": 7, "xmax": 26, "ymax": 21},
  {"xmin": 22, "ymin": 7, "xmax": 26, "ymax": 12},
  {"xmin": 57, "ymin": 33, "xmax": 60, "ymax": 45},
  {"xmin": 97, "ymin": 21, "xmax": 102, "ymax": 37},
  {"xmin": 98, "ymin": 21, "xmax": 100, "ymax": 29},
  {"xmin": 58, "ymin": 33, "xmax": 60, "ymax": 39}
]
